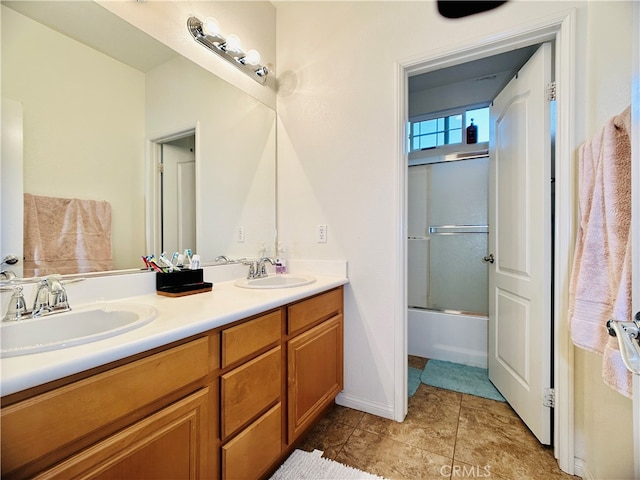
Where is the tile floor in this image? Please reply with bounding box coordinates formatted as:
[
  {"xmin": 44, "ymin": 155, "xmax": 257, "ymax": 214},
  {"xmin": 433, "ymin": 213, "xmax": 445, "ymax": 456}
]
[{"xmin": 297, "ymin": 356, "xmax": 580, "ymax": 480}]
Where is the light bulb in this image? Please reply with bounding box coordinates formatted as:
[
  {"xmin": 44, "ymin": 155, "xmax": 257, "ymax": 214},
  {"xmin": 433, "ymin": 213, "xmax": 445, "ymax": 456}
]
[
  {"xmin": 202, "ymin": 17, "xmax": 221, "ymax": 37},
  {"xmin": 225, "ymin": 34, "xmax": 242, "ymax": 53},
  {"xmin": 244, "ymin": 49, "xmax": 261, "ymax": 66}
]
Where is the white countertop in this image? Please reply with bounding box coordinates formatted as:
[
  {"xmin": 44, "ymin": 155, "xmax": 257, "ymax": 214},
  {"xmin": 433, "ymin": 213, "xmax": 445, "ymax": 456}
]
[{"xmin": 0, "ymin": 274, "xmax": 348, "ymax": 397}]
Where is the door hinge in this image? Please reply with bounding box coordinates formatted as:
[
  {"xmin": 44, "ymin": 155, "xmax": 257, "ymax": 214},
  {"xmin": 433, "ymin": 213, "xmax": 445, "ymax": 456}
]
[
  {"xmin": 157, "ymin": 163, "xmax": 164, "ymax": 174},
  {"xmin": 543, "ymin": 387, "xmax": 555, "ymax": 408},
  {"xmin": 546, "ymin": 82, "xmax": 557, "ymax": 101}
]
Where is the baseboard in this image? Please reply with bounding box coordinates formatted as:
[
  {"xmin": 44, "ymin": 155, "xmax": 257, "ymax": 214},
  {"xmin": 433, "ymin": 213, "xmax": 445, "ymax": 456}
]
[
  {"xmin": 574, "ymin": 457, "xmax": 591, "ymax": 479},
  {"xmin": 335, "ymin": 392, "xmax": 396, "ymax": 420}
]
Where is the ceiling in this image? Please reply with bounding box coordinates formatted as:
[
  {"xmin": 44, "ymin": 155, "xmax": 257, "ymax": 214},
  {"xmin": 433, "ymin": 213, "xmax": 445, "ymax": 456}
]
[
  {"xmin": 6, "ymin": 0, "xmax": 538, "ymax": 95},
  {"xmin": 3, "ymin": 0, "xmax": 178, "ymax": 72},
  {"xmin": 408, "ymin": 45, "xmax": 539, "ymax": 93}
]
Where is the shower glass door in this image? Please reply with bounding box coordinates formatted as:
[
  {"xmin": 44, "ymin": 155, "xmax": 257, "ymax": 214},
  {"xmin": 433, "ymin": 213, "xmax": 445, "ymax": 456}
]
[
  {"xmin": 428, "ymin": 226, "xmax": 488, "ymax": 313},
  {"xmin": 408, "ymin": 155, "xmax": 489, "ymax": 315}
]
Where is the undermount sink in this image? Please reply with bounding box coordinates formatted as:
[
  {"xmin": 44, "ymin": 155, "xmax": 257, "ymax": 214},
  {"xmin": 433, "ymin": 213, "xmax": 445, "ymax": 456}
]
[
  {"xmin": 235, "ymin": 274, "xmax": 316, "ymax": 289},
  {"xmin": 0, "ymin": 302, "xmax": 158, "ymax": 358}
]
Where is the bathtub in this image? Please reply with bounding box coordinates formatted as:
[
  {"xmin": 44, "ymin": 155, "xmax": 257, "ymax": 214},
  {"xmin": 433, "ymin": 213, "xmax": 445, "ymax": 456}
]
[{"xmin": 408, "ymin": 308, "xmax": 488, "ymax": 368}]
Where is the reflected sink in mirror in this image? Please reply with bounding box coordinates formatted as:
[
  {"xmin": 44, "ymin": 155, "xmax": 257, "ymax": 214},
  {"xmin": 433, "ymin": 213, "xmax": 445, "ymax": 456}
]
[
  {"xmin": 0, "ymin": 302, "xmax": 158, "ymax": 358},
  {"xmin": 235, "ymin": 274, "xmax": 316, "ymax": 289}
]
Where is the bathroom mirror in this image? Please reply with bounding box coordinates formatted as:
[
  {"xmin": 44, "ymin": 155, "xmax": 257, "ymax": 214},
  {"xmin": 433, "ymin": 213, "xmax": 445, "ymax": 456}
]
[{"xmin": 1, "ymin": 1, "xmax": 276, "ymax": 276}]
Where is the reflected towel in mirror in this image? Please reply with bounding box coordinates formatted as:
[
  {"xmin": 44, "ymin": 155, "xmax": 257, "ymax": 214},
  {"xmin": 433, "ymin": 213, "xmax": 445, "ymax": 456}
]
[{"xmin": 23, "ymin": 194, "xmax": 113, "ymax": 277}]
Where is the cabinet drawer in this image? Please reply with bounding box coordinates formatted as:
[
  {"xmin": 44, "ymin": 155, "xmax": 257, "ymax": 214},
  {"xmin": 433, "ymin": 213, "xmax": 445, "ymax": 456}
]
[
  {"xmin": 221, "ymin": 346, "xmax": 281, "ymax": 440},
  {"xmin": 221, "ymin": 310, "xmax": 281, "ymax": 368},
  {"xmin": 1, "ymin": 337, "xmax": 209, "ymax": 478},
  {"xmin": 288, "ymin": 287, "xmax": 343, "ymax": 335},
  {"xmin": 222, "ymin": 403, "xmax": 281, "ymax": 480},
  {"xmin": 35, "ymin": 388, "xmax": 211, "ymax": 480}
]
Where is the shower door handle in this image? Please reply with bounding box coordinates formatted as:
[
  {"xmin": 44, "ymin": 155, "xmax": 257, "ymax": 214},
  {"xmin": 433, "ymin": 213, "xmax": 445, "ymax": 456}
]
[{"xmin": 483, "ymin": 253, "xmax": 495, "ymax": 264}]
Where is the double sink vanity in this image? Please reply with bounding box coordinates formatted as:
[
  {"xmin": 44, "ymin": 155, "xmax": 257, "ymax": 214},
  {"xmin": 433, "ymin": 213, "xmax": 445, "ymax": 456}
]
[{"xmin": 0, "ymin": 267, "xmax": 347, "ymax": 479}]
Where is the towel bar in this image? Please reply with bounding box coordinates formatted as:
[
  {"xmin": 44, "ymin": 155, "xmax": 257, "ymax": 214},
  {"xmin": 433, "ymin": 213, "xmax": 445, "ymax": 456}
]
[
  {"xmin": 607, "ymin": 314, "xmax": 640, "ymax": 375},
  {"xmin": 428, "ymin": 225, "xmax": 489, "ymax": 235}
]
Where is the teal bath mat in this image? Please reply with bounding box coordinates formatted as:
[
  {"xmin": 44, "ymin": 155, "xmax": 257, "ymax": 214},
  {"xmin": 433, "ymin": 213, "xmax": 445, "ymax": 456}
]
[
  {"xmin": 420, "ymin": 360, "xmax": 505, "ymax": 402},
  {"xmin": 408, "ymin": 367, "xmax": 422, "ymax": 397}
]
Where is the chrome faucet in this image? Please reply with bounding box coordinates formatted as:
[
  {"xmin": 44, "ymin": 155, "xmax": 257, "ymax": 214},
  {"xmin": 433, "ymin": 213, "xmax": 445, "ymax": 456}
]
[
  {"xmin": 32, "ymin": 276, "xmax": 71, "ymax": 317},
  {"xmin": 243, "ymin": 258, "xmax": 275, "ymax": 279},
  {"xmin": 2, "ymin": 275, "xmax": 83, "ymax": 322},
  {"xmin": 2, "ymin": 285, "xmax": 28, "ymax": 322},
  {"xmin": 257, "ymin": 257, "xmax": 275, "ymax": 277}
]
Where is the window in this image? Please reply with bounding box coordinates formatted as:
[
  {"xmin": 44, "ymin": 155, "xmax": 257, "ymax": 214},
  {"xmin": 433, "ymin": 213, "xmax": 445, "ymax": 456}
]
[{"xmin": 409, "ymin": 106, "xmax": 490, "ymax": 153}]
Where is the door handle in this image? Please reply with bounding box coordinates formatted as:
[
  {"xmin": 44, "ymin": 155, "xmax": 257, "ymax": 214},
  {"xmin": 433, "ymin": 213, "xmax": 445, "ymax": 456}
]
[{"xmin": 483, "ymin": 253, "xmax": 495, "ymax": 264}]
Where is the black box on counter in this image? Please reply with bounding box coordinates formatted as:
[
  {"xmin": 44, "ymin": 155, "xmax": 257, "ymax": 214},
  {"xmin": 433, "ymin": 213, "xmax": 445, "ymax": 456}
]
[{"xmin": 155, "ymin": 269, "xmax": 212, "ymax": 297}]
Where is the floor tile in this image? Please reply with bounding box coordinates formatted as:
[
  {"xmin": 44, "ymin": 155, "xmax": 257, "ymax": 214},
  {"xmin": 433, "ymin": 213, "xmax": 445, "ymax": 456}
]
[
  {"xmin": 409, "ymin": 355, "xmax": 428, "ymax": 370},
  {"xmin": 358, "ymin": 384, "xmax": 461, "ymax": 458},
  {"xmin": 454, "ymin": 402, "xmax": 574, "ymax": 479},
  {"xmin": 296, "ymin": 422, "xmax": 351, "ymax": 459},
  {"xmin": 321, "ymin": 403, "xmax": 366, "ymax": 428},
  {"xmin": 335, "ymin": 428, "xmax": 453, "ymax": 480},
  {"xmin": 297, "ymin": 356, "xmax": 580, "ymax": 480}
]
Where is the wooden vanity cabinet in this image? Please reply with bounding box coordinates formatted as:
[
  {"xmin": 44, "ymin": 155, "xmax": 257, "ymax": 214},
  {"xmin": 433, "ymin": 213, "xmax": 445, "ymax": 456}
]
[
  {"xmin": 0, "ymin": 336, "xmax": 216, "ymax": 480},
  {"xmin": 286, "ymin": 288, "xmax": 344, "ymax": 443},
  {"xmin": 1, "ymin": 285, "xmax": 345, "ymax": 480}
]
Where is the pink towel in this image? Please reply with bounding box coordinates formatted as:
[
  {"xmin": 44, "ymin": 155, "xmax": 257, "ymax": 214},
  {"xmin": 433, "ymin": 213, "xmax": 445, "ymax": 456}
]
[
  {"xmin": 23, "ymin": 194, "xmax": 113, "ymax": 277},
  {"xmin": 568, "ymin": 106, "xmax": 632, "ymax": 397}
]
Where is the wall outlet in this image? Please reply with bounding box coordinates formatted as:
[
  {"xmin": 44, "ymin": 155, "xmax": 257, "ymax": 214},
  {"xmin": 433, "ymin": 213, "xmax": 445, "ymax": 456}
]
[
  {"xmin": 237, "ymin": 226, "xmax": 245, "ymax": 243},
  {"xmin": 317, "ymin": 224, "xmax": 327, "ymax": 243}
]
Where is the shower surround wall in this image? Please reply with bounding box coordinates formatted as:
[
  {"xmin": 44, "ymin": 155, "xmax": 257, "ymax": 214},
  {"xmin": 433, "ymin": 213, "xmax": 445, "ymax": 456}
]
[{"xmin": 407, "ymin": 156, "xmax": 489, "ymax": 367}]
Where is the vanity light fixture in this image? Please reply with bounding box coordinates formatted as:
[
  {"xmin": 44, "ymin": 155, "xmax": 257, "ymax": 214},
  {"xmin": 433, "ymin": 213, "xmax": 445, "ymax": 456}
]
[{"xmin": 187, "ymin": 16, "xmax": 269, "ymax": 85}]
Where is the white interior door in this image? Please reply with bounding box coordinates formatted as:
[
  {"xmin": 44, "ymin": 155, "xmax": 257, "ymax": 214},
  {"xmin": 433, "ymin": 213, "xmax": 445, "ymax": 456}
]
[
  {"xmin": 161, "ymin": 142, "xmax": 196, "ymax": 255},
  {"xmin": 1, "ymin": 99, "xmax": 24, "ymax": 278},
  {"xmin": 632, "ymin": 3, "xmax": 640, "ymax": 474},
  {"xmin": 488, "ymin": 42, "xmax": 552, "ymax": 444}
]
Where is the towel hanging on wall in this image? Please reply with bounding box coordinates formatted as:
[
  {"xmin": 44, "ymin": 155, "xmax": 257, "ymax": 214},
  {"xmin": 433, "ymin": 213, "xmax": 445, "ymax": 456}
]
[{"xmin": 568, "ymin": 105, "xmax": 632, "ymax": 397}]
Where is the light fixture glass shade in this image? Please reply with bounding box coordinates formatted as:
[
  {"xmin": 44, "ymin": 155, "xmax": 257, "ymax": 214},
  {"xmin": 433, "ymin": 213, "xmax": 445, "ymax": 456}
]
[
  {"xmin": 244, "ymin": 49, "xmax": 261, "ymax": 66},
  {"xmin": 187, "ymin": 16, "xmax": 268, "ymax": 85},
  {"xmin": 225, "ymin": 34, "xmax": 242, "ymax": 54},
  {"xmin": 202, "ymin": 17, "xmax": 221, "ymax": 37}
]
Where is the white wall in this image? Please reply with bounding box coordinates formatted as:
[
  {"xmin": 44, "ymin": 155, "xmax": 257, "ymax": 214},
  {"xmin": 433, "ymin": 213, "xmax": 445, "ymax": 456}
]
[
  {"xmin": 409, "ymin": 71, "xmax": 512, "ymax": 117},
  {"xmin": 276, "ymin": 1, "xmax": 634, "ymax": 478},
  {"xmin": 1, "ymin": 6, "xmax": 146, "ymax": 271},
  {"xmin": 574, "ymin": 3, "xmax": 635, "ymax": 479}
]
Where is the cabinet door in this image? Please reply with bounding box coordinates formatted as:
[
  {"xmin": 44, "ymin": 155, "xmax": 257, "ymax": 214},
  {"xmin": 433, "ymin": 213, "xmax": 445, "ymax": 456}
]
[
  {"xmin": 287, "ymin": 314, "xmax": 343, "ymax": 442},
  {"xmin": 36, "ymin": 388, "xmax": 211, "ymax": 480},
  {"xmin": 2, "ymin": 337, "xmax": 209, "ymax": 478}
]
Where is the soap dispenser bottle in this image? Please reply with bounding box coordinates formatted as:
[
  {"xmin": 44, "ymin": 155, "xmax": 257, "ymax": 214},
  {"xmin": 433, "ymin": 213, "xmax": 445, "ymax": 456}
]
[
  {"xmin": 466, "ymin": 118, "xmax": 477, "ymax": 144},
  {"xmin": 275, "ymin": 243, "xmax": 287, "ymax": 274}
]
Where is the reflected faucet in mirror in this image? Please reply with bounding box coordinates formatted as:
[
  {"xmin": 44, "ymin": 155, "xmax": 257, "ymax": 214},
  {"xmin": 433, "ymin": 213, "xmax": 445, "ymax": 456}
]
[{"xmin": 1, "ymin": 256, "xmax": 19, "ymax": 281}]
